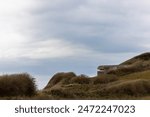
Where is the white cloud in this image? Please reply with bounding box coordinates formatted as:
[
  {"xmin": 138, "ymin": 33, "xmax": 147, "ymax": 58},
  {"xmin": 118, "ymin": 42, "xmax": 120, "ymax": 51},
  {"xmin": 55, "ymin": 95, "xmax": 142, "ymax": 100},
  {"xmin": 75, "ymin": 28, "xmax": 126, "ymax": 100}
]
[
  {"xmin": 0, "ymin": 0, "xmax": 150, "ymax": 60},
  {"xmin": 0, "ymin": 36, "xmax": 95, "ymax": 60},
  {"xmin": 0, "ymin": 0, "xmax": 101, "ymax": 60},
  {"xmin": 0, "ymin": 0, "xmax": 35, "ymax": 59},
  {"xmin": 1, "ymin": 0, "xmax": 149, "ymax": 60},
  {"xmin": 20, "ymin": 39, "xmax": 88, "ymax": 59}
]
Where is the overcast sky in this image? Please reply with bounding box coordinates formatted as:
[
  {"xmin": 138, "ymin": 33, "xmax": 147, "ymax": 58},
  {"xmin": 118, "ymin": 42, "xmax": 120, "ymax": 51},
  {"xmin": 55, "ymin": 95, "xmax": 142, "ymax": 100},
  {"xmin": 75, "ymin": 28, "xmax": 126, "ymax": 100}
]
[{"xmin": 0, "ymin": 0, "xmax": 150, "ymax": 89}]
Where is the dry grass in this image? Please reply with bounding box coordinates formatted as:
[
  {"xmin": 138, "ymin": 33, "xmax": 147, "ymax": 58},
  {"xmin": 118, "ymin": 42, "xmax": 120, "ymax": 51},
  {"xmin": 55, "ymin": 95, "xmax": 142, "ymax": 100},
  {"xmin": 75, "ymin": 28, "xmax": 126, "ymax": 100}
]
[
  {"xmin": 70, "ymin": 76, "xmax": 90, "ymax": 84},
  {"xmin": 92, "ymin": 74, "xmax": 118, "ymax": 84},
  {"xmin": 0, "ymin": 70, "xmax": 149, "ymax": 100},
  {"xmin": 44, "ymin": 72, "xmax": 76, "ymax": 89},
  {"xmin": 121, "ymin": 52, "xmax": 150, "ymax": 65},
  {"xmin": 41, "ymin": 70, "xmax": 150, "ymax": 100},
  {"xmin": 98, "ymin": 79, "xmax": 150, "ymax": 97},
  {"xmin": 27, "ymin": 53, "xmax": 150, "ymax": 99},
  {"xmin": 0, "ymin": 73, "xmax": 37, "ymax": 98},
  {"xmin": 119, "ymin": 70, "xmax": 150, "ymax": 80}
]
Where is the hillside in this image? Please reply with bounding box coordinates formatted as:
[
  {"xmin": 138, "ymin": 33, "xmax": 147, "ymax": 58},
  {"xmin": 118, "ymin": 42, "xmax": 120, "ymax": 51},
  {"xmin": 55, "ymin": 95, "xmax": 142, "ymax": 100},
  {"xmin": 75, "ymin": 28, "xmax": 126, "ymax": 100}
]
[
  {"xmin": 41, "ymin": 70, "xmax": 150, "ymax": 99},
  {"xmin": 121, "ymin": 52, "xmax": 150, "ymax": 65},
  {"xmin": 0, "ymin": 52, "xmax": 149, "ymax": 99},
  {"xmin": 106, "ymin": 52, "xmax": 150, "ymax": 76},
  {"xmin": 41, "ymin": 52, "xmax": 150, "ymax": 99},
  {"xmin": 120, "ymin": 52, "xmax": 150, "ymax": 71}
]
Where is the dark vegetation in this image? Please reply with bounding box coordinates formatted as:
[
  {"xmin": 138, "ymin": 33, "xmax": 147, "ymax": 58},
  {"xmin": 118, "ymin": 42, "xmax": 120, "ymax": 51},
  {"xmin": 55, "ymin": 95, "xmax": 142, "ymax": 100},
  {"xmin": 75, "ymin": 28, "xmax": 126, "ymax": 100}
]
[{"xmin": 0, "ymin": 73, "xmax": 37, "ymax": 98}]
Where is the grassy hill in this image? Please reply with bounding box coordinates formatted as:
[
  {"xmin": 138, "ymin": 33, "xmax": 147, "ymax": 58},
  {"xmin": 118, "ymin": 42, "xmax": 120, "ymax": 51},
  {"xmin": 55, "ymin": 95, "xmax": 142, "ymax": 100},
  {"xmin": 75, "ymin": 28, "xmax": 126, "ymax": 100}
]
[
  {"xmin": 40, "ymin": 52, "xmax": 150, "ymax": 99},
  {"xmin": 40, "ymin": 70, "xmax": 150, "ymax": 99},
  {"xmin": 107, "ymin": 52, "xmax": 150, "ymax": 76},
  {"xmin": 121, "ymin": 52, "xmax": 150, "ymax": 65},
  {"xmin": 0, "ymin": 52, "xmax": 149, "ymax": 99}
]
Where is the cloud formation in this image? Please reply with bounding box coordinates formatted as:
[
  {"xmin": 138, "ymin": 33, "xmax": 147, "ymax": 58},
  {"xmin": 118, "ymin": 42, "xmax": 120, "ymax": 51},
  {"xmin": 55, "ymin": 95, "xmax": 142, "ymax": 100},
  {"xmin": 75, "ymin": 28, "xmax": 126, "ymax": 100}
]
[
  {"xmin": 22, "ymin": 0, "xmax": 150, "ymax": 54},
  {"xmin": 0, "ymin": 0, "xmax": 150, "ymax": 88}
]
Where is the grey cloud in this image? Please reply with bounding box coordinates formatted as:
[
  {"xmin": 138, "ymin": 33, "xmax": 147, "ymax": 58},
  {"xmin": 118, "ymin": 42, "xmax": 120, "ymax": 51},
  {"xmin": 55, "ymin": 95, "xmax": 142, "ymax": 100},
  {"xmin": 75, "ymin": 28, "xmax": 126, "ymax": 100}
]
[
  {"xmin": 25, "ymin": 0, "xmax": 150, "ymax": 54},
  {"xmin": 0, "ymin": 0, "xmax": 150, "ymax": 89}
]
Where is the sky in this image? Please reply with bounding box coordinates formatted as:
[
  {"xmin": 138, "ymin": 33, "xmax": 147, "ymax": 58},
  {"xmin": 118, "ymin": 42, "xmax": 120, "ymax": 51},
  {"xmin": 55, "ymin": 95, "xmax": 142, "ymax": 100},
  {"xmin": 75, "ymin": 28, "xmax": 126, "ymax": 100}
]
[{"xmin": 0, "ymin": 0, "xmax": 150, "ymax": 89}]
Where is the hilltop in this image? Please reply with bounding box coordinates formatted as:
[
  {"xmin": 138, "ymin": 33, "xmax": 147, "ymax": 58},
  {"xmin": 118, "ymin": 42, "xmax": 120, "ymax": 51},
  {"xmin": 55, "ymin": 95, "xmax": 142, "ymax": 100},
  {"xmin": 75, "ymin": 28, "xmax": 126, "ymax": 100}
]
[
  {"xmin": 121, "ymin": 52, "xmax": 150, "ymax": 65},
  {"xmin": 103, "ymin": 52, "xmax": 150, "ymax": 76}
]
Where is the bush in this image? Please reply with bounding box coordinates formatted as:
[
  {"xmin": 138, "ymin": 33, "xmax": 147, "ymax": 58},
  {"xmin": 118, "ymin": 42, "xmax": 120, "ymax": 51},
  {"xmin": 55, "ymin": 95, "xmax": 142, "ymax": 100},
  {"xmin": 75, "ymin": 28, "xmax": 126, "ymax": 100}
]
[
  {"xmin": 70, "ymin": 76, "xmax": 90, "ymax": 84},
  {"xmin": 0, "ymin": 73, "xmax": 37, "ymax": 97}
]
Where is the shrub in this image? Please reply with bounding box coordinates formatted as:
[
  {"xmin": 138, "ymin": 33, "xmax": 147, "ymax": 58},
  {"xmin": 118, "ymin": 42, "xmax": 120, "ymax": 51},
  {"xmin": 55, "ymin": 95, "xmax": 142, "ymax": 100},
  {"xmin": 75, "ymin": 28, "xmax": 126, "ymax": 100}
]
[
  {"xmin": 70, "ymin": 76, "xmax": 90, "ymax": 84},
  {"xmin": 0, "ymin": 73, "xmax": 37, "ymax": 97}
]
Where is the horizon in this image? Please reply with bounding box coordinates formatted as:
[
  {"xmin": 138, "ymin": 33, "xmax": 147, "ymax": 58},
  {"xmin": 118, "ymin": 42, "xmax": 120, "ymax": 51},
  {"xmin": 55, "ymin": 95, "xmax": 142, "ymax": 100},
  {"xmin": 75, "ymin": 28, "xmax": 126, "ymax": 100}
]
[{"xmin": 0, "ymin": 0, "xmax": 150, "ymax": 89}]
